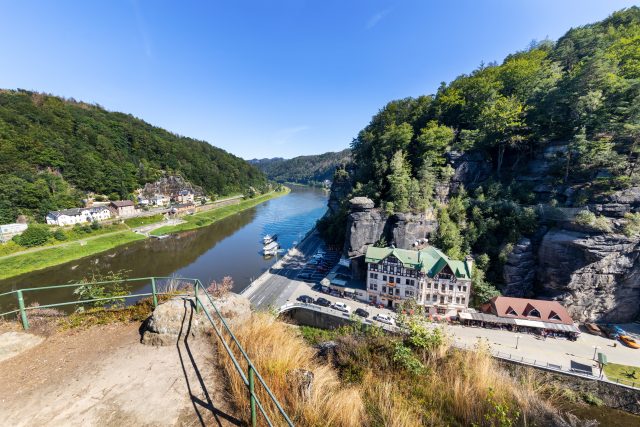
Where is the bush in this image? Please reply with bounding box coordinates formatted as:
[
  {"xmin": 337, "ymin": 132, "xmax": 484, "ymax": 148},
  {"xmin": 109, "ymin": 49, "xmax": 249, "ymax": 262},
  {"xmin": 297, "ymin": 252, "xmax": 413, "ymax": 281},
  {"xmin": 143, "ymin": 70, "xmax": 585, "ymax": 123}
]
[
  {"xmin": 574, "ymin": 210, "xmax": 612, "ymax": 232},
  {"xmin": 623, "ymin": 212, "xmax": 640, "ymax": 237},
  {"xmin": 73, "ymin": 270, "xmax": 130, "ymax": 310},
  {"xmin": 90, "ymin": 220, "xmax": 101, "ymax": 230},
  {"xmin": 53, "ymin": 229, "xmax": 67, "ymax": 241},
  {"xmin": 17, "ymin": 225, "xmax": 51, "ymax": 247}
]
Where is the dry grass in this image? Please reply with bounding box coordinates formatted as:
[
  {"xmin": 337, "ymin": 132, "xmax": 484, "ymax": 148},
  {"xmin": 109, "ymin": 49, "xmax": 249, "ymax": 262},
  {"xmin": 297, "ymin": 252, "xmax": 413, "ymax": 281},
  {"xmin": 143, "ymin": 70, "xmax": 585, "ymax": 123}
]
[{"xmin": 216, "ymin": 312, "xmax": 365, "ymax": 426}]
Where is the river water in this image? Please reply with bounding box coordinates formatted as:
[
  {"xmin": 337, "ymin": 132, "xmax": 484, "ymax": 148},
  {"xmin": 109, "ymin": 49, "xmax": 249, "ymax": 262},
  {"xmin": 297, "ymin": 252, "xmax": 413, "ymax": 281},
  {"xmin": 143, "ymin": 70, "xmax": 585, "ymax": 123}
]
[{"xmin": 0, "ymin": 186, "xmax": 327, "ymax": 310}]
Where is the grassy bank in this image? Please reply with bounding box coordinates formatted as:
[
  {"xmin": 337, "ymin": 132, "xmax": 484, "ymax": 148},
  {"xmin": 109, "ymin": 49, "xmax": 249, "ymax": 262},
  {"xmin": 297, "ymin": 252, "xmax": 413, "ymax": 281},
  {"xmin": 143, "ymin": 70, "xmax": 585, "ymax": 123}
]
[
  {"xmin": 123, "ymin": 214, "xmax": 165, "ymax": 228},
  {"xmin": 603, "ymin": 362, "xmax": 640, "ymax": 386},
  {"xmin": 150, "ymin": 188, "xmax": 289, "ymax": 236},
  {"xmin": 0, "ymin": 232, "xmax": 145, "ymax": 280}
]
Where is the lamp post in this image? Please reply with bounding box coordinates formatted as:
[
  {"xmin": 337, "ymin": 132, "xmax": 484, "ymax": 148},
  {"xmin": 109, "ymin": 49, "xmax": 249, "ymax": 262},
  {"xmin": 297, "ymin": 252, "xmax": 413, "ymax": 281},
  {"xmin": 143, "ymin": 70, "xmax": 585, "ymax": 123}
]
[{"xmin": 515, "ymin": 334, "xmax": 521, "ymax": 350}]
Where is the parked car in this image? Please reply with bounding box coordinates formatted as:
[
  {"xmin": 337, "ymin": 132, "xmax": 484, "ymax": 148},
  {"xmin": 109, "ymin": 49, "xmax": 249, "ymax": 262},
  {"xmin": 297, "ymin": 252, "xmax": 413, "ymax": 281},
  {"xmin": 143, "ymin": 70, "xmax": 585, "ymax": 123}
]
[
  {"xmin": 373, "ymin": 313, "xmax": 395, "ymax": 325},
  {"xmin": 297, "ymin": 295, "xmax": 314, "ymax": 304},
  {"xmin": 311, "ymin": 284, "xmax": 322, "ymax": 292},
  {"xmin": 599, "ymin": 325, "xmax": 618, "ymax": 339},
  {"xmin": 354, "ymin": 308, "xmax": 370, "ymax": 318},
  {"xmin": 332, "ymin": 302, "xmax": 351, "ymax": 313},
  {"xmin": 315, "ymin": 297, "xmax": 331, "ymax": 307}
]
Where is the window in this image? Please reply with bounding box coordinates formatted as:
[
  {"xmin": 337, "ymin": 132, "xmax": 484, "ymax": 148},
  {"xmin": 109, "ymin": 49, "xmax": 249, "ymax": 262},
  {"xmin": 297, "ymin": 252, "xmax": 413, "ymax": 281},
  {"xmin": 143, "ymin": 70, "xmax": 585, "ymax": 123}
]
[
  {"xmin": 406, "ymin": 278, "xmax": 411, "ymax": 285},
  {"xmin": 448, "ymin": 284, "xmax": 454, "ymax": 291},
  {"xmin": 369, "ymin": 272, "xmax": 375, "ymax": 279},
  {"xmin": 369, "ymin": 283, "xmax": 378, "ymax": 291},
  {"xmin": 432, "ymin": 295, "xmax": 438, "ymax": 302},
  {"xmin": 395, "ymin": 288, "xmax": 400, "ymax": 295},
  {"xmin": 382, "ymin": 275, "xmax": 387, "ymax": 281},
  {"xmin": 456, "ymin": 297, "xmax": 460, "ymax": 304},
  {"xmin": 506, "ymin": 307, "xmax": 517, "ymax": 316},
  {"xmin": 374, "ymin": 273, "xmax": 378, "ymax": 279},
  {"xmin": 463, "ymin": 285, "xmax": 467, "ymax": 292},
  {"xmin": 461, "ymin": 297, "xmax": 466, "ymax": 305},
  {"xmin": 527, "ymin": 308, "xmax": 541, "ymax": 318},
  {"xmin": 382, "ymin": 286, "xmax": 386, "ymax": 293},
  {"xmin": 549, "ymin": 311, "xmax": 561, "ymax": 321},
  {"xmin": 395, "ymin": 277, "xmax": 401, "ymax": 283},
  {"xmin": 388, "ymin": 288, "xmax": 394, "ymax": 295},
  {"xmin": 426, "ymin": 282, "xmax": 431, "ymax": 289}
]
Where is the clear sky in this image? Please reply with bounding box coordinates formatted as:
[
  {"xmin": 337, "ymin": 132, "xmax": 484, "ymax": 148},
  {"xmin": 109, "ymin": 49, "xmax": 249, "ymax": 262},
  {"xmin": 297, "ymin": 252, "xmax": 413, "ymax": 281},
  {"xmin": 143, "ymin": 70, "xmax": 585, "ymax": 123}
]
[{"xmin": 0, "ymin": 1, "xmax": 637, "ymax": 159}]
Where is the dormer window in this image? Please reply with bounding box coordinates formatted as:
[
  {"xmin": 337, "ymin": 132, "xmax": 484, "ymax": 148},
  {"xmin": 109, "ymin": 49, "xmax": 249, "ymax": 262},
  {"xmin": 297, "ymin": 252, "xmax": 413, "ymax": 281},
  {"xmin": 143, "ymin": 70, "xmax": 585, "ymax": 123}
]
[
  {"xmin": 506, "ymin": 307, "xmax": 517, "ymax": 316},
  {"xmin": 549, "ymin": 311, "xmax": 561, "ymax": 321},
  {"xmin": 527, "ymin": 308, "xmax": 541, "ymax": 318}
]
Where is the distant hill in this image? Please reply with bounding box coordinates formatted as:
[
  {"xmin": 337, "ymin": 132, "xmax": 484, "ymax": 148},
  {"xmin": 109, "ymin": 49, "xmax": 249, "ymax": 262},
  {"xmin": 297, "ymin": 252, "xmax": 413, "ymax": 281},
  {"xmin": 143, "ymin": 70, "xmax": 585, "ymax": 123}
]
[
  {"xmin": 250, "ymin": 149, "xmax": 351, "ymax": 185},
  {"xmin": 0, "ymin": 89, "xmax": 267, "ymax": 222}
]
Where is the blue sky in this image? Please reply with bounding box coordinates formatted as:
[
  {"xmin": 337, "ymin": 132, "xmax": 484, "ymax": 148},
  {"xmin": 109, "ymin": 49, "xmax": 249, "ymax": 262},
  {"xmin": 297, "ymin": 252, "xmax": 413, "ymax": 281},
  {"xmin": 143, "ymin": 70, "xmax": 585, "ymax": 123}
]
[{"xmin": 0, "ymin": 1, "xmax": 637, "ymax": 159}]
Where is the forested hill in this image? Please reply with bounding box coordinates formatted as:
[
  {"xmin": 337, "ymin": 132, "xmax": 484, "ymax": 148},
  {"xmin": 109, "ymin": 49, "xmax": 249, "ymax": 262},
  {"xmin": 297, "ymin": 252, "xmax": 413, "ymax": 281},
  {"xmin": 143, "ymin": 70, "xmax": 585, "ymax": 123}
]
[
  {"xmin": 321, "ymin": 7, "xmax": 640, "ymax": 304},
  {"xmin": 250, "ymin": 149, "xmax": 351, "ymax": 184},
  {"xmin": 0, "ymin": 90, "xmax": 267, "ymax": 222}
]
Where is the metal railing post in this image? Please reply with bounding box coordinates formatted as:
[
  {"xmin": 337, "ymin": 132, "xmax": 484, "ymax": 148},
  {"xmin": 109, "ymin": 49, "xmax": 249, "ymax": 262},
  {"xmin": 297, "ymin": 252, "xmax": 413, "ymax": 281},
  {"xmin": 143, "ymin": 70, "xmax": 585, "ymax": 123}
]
[
  {"xmin": 194, "ymin": 281, "xmax": 199, "ymax": 313},
  {"xmin": 151, "ymin": 278, "xmax": 158, "ymax": 307},
  {"xmin": 16, "ymin": 290, "xmax": 29, "ymax": 330},
  {"xmin": 249, "ymin": 365, "xmax": 257, "ymax": 427}
]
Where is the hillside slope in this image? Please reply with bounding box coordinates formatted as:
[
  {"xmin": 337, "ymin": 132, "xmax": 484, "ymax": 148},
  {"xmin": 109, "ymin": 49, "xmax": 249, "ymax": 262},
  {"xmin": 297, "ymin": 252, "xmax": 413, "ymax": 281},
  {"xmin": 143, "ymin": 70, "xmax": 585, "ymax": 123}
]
[
  {"xmin": 0, "ymin": 90, "xmax": 267, "ymax": 222},
  {"xmin": 250, "ymin": 149, "xmax": 350, "ymax": 184},
  {"xmin": 323, "ymin": 7, "xmax": 640, "ymax": 321}
]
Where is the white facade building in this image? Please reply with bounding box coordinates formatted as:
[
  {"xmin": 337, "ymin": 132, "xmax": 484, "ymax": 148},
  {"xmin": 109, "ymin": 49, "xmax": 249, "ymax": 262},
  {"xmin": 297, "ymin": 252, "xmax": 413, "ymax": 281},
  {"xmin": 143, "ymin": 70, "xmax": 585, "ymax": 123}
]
[
  {"xmin": 365, "ymin": 246, "xmax": 473, "ymax": 317},
  {"xmin": 46, "ymin": 207, "xmax": 111, "ymax": 226},
  {"xmin": 0, "ymin": 223, "xmax": 28, "ymax": 242}
]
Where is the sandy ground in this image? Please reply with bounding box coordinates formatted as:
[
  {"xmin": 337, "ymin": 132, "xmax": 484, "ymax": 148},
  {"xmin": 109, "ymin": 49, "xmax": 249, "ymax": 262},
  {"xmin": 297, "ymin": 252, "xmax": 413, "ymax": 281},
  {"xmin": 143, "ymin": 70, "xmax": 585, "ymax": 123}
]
[{"xmin": 0, "ymin": 323, "xmax": 241, "ymax": 427}]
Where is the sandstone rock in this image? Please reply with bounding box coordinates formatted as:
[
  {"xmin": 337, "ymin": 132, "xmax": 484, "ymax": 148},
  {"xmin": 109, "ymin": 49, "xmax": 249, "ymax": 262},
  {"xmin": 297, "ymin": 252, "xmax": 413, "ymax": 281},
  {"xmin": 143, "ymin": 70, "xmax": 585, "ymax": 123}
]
[
  {"xmin": 448, "ymin": 150, "xmax": 492, "ymax": 191},
  {"xmin": 502, "ymin": 238, "xmax": 535, "ymax": 297},
  {"xmin": 349, "ymin": 197, "xmax": 375, "ymax": 210},
  {"xmin": 141, "ymin": 292, "xmax": 251, "ymax": 346},
  {"xmin": 537, "ymin": 229, "xmax": 640, "ymax": 322}
]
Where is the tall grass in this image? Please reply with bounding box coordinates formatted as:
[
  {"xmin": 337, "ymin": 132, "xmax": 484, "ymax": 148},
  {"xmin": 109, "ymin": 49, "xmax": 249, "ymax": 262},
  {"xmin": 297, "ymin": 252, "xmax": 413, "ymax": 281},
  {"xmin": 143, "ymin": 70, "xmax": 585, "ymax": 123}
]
[{"xmin": 216, "ymin": 313, "xmax": 364, "ymax": 426}]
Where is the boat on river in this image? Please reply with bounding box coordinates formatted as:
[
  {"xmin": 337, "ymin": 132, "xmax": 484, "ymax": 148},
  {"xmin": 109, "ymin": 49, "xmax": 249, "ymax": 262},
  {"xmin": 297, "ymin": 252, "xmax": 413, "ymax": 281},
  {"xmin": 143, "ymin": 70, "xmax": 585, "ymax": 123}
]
[
  {"xmin": 263, "ymin": 241, "xmax": 279, "ymax": 256},
  {"xmin": 263, "ymin": 234, "xmax": 278, "ymax": 245}
]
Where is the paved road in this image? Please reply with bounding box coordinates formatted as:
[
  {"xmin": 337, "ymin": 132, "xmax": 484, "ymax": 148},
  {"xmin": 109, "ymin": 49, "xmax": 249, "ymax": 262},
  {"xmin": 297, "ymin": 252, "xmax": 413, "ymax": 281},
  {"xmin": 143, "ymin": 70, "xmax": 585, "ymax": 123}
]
[{"xmin": 244, "ymin": 231, "xmax": 325, "ymax": 309}]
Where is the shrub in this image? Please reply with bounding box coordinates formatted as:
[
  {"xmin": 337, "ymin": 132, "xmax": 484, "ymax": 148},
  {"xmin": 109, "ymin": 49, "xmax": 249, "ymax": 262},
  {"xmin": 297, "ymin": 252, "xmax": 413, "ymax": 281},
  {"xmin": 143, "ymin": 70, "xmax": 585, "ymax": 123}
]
[
  {"xmin": 73, "ymin": 270, "xmax": 130, "ymax": 311},
  {"xmin": 53, "ymin": 229, "xmax": 67, "ymax": 241},
  {"xmin": 17, "ymin": 224, "xmax": 51, "ymax": 247},
  {"xmin": 206, "ymin": 276, "xmax": 234, "ymax": 297},
  {"xmin": 90, "ymin": 220, "xmax": 101, "ymax": 230},
  {"xmin": 574, "ymin": 210, "xmax": 612, "ymax": 232},
  {"xmin": 623, "ymin": 212, "xmax": 640, "ymax": 237}
]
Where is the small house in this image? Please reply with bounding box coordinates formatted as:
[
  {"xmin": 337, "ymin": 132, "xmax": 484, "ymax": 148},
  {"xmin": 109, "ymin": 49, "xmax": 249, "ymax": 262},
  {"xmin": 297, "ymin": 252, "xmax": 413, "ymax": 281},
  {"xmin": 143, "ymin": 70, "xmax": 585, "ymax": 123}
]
[{"xmin": 109, "ymin": 200, "xmax": 136, "ymax": 217}]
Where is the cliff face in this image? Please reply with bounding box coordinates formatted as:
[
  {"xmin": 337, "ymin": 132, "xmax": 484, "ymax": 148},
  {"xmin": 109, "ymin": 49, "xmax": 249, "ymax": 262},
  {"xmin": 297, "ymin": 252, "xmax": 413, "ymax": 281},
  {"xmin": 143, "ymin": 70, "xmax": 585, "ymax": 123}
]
[{"xmin": 344, "ymin": 197, "xmax": 438, "ymax": 278}]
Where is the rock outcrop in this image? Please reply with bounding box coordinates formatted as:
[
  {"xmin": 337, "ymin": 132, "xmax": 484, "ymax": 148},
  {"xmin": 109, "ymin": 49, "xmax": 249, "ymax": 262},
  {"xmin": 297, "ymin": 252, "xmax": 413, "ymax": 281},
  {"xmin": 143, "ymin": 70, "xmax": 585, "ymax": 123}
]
[
  {"xmin": 344, "ymin": 197, "xmax": 438, "ymax": 278},
  {"xmin": 141, "ymin": 292, "xmax": 251, "ymax": 346},
  {"xmin": 537, "ymin": 229, "xmax": 640, "ymax": 323},
  {"xmin": 447, "ymin": 150, "xmax": 493, "ymax": 192},
  {"xmin": 344, "ymin": 197, "xmax": 438, "ymax": 259},
  {"xmin": 502, "ymin": 238, "xmax": 536, "ymax": 297}
]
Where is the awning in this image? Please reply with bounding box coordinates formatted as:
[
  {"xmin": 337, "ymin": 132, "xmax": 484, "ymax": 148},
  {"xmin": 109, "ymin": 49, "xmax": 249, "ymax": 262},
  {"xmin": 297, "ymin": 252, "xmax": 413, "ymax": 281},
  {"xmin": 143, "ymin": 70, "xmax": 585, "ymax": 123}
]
[
  {"xmin": 542, "ymin": 322, "xmax": 580, "ymax": 333},
  {"xmin": 514, "ymin": 319, "xmax": 546, "ymax": 328},
  {"xmin": 460, "ymin": 312, "xmax": 516, "ymax": 325},
  {"xmin": 331, "ymin": 279, "xmax": 347, "ymax": 287}
]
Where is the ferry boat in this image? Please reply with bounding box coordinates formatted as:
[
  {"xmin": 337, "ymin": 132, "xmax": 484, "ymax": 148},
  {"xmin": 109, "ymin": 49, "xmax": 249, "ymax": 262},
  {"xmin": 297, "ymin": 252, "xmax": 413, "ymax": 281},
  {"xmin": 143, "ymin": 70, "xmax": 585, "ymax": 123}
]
[
  {"xmin": 263, "ymin": 234, "xmax": 278, "ymax": 245},
  {"xmin": 263, "ymin": 241, "xmax": 279, "ymax": 256}
]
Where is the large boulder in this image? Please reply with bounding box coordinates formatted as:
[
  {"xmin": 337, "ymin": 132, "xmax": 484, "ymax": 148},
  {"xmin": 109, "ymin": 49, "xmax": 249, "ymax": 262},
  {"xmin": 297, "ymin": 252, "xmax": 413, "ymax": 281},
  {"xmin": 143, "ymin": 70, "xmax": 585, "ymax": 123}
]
[{"xmin": 141, "ymin": 292, "xmax": 251, "ymax": 346}]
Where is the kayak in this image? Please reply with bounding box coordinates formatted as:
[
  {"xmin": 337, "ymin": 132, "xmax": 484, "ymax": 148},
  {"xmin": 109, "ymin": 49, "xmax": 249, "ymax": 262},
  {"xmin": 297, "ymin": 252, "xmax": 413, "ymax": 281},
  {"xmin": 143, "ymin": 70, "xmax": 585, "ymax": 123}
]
[{"xmin": 619, "ymin": 335, "xmax": 640, "ymax": 349}]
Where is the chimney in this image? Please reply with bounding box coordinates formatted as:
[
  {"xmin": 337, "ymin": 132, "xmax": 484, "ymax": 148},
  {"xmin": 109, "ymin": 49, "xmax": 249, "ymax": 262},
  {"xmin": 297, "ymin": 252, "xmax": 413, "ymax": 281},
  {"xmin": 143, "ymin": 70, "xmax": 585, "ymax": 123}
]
[{"xmin": 464, "ymin": 255, "xmax": 474, "ymax": 274}]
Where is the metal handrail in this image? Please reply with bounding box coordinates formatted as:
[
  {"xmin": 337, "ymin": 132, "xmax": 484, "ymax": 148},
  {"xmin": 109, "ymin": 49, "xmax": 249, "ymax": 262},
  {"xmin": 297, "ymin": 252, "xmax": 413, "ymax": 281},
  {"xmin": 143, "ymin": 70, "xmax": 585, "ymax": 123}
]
[{"xmin": 0, "ymin": 277, "xmax": 295, "ymax": 425}]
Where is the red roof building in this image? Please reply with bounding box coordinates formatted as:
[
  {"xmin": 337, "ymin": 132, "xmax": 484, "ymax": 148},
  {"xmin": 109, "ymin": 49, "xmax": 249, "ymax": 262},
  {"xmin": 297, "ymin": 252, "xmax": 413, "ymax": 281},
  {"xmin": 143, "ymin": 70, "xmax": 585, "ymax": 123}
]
[{"xmin": 480, "ymin": 296, "xmax": 574, "ymax": 325}]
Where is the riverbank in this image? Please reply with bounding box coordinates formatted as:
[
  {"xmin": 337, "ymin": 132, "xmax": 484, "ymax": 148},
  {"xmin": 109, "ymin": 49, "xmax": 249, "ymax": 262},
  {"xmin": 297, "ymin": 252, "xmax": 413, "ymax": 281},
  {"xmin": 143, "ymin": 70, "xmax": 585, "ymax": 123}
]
[
  {"xmin": 0, "ymin": 189, "xmax": 289, "ymax": 281},
  {"xmin": 150, "ymin": 188, "xmax": 290, "ymax": 236}
]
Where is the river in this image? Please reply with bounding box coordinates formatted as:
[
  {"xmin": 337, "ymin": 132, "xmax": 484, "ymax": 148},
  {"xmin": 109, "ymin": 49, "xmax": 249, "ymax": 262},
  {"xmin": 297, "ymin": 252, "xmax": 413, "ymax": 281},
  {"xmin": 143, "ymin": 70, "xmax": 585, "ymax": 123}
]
[{"xmin": 0, "ymin": 186, "xmax": 328, "ymax": 311}]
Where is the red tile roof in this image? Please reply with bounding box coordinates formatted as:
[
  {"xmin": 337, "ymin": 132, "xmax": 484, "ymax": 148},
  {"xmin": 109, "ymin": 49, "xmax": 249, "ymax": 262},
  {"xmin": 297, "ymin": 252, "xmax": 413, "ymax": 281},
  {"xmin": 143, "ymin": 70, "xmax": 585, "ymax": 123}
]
[{"xmin": 482, "ymin": 296, "xmax": 573, "ymax": 325}]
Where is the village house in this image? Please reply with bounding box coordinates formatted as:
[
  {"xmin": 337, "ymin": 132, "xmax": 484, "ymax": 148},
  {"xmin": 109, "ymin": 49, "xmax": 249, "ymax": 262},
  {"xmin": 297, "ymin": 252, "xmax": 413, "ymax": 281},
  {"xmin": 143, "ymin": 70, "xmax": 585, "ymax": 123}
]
[
  {"xmin": 170, "ymin": 202, "xmax": 196, "ymax": 216},
  {"xmin": 109, "ymin": 200, "xmax": 137, "ymax": 217},
  {"xmin": 46, "ymin": 207, "xmax": 111, "ymax": 227},
  {"xmin": 365, "ymin": 246, "xmax": 473, "ymax": 317},
  {"xmin": 0, "ymin": 223, "xmax": 28, "ymax": 243},
  {"xmin": 175, "ymin": 190, "xmax": 195, "ymax": 204},
  {"xmin": 151, "ymin": 194, "xmax": 171, "ymax": 207},
  {"xmin": 457, "ymin": 296, "xmax": 580, "ymax": 337}
]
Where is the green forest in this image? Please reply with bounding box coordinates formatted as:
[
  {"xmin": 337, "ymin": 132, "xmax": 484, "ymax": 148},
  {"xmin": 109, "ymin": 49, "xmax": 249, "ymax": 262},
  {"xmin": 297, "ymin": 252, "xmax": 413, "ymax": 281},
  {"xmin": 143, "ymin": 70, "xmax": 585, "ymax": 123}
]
[
  {"xmin": 0, "ymin": 90, "xmax": 268, "ymax": 222},
  {"xmin": 250, "ymin": 149, "xmax": 351, "ymax": 185},
  {"xmin": 321, "ymin": 7, "xmax": 640, "ymax": 302}
]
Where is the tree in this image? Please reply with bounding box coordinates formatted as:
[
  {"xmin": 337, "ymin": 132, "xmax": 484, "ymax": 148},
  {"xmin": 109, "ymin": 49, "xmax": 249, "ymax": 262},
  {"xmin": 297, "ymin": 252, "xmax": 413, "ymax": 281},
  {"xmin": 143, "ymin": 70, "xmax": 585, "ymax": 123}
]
[
  {"xmin": 387, "ymin": 150, "xmax": 412, "ymax": 213},
  {"xmin": 416, "ymin": 121, "xmax": 454, "ymax": 167},
  {"xmin": 434, "ymin": 208, "xmax": 463, "ymax": 259},
  {"xmin": 16, "ymin": 224, "xmax": 51, "ymax": 247},
  {"xmin": 479, "ymin": 95, "xmax": 527, "ymax": 176}
]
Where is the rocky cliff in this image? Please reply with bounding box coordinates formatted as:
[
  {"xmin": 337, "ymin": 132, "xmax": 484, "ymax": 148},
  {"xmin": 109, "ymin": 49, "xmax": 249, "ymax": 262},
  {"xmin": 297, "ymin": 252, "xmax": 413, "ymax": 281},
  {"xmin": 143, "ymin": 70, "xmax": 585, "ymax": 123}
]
[{"xmin": 344, "ymin": 197, "xmax": 438, "ymax": 278}]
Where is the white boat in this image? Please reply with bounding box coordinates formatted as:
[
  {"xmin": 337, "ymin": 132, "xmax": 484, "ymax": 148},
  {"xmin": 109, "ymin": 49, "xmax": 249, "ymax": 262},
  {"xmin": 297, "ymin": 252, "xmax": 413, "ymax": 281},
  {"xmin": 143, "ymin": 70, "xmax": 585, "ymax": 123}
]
[
  {"xmin": 263, "ymin": 234, "xmax": 278, "ymax": 244},
  {"xmin": 263, "ymin": 241, "xmax": 279, "ymax": 255}
]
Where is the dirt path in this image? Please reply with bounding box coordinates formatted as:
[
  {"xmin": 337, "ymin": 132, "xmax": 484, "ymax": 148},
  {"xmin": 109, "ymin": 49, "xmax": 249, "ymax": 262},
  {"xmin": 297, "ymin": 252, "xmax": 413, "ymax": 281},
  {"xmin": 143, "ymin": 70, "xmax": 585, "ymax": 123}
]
[{"xmin": 0, "ymin": 323, "xmax": 240, "ymax": 426}]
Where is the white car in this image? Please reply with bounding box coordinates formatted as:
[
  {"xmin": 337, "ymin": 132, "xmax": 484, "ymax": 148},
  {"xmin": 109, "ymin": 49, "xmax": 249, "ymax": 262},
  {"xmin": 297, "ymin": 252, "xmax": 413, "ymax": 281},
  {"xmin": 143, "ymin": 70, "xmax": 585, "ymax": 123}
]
[
  {"xmin": 373, "ymin": 314, "xmax": 395, "ymax": 325},
  {"xmin": 332, "ymin": 302, "xmax": 351, "ymax": 313}
]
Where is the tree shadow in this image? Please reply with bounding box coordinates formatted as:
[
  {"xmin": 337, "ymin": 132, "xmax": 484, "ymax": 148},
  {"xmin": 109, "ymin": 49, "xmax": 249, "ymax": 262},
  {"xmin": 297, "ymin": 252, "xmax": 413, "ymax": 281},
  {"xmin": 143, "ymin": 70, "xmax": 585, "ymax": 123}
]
[{"xmin": 176, "ymin": 298, "xmax": 243, "ymax": 426}]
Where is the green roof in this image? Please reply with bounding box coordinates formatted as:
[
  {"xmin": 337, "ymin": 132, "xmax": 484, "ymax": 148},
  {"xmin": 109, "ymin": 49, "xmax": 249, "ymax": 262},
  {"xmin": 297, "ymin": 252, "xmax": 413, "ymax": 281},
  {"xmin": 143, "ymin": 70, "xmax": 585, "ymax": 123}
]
[{"xmin": 364, "ymin": 245, "xmax": 472, "ymax": 279}]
